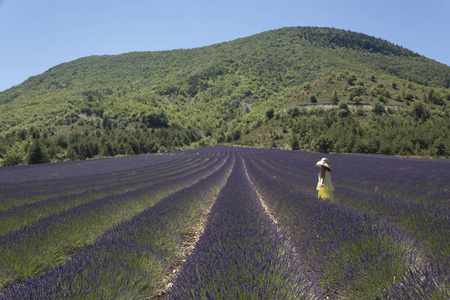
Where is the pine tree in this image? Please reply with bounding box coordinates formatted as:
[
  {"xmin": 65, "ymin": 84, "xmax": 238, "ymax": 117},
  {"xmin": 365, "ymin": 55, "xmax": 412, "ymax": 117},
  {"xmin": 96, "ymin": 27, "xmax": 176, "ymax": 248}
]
[
  {"xmin": 331, "ymin": 90, "xmax": 339, "ymax": 104},
  {"xmin": 290, "ymin": 134, "xmax": 300, "ymax": 150},
  {"xmin": 27, "ymin": 140, "xmax": 50, "ymax": 164}
]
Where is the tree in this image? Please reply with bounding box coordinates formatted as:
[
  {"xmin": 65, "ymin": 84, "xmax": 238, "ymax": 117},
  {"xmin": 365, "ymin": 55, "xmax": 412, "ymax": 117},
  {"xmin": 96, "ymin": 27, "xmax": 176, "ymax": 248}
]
[
  {"xmin": 353, "ymin": 96, "xmax": 362, "ymax": 105},
  {"xmin": 141, "ymin": 109, "xmax": 169, "ymax": 128},
  {"xmin": 426, "ymin": 89, "xmax": 444, "ymax": 105},
  {"xmin": 290, "ymin": 134, "xmax": 300, "ymax": 150},
  {"xmin": 347, "ymin": 74, "xmax": 357, "ymax": 86},
  {"xmin": 271, "ymin": 139, "xmax": 277, "ymax": 148},
  {"xmin": 231, "ymin": 129, "xmax": 241, "ymax": 141},
  {"xmin": 2, "ymin": 142, "xmax": 26, "ymax": 166},
  {"xmin": 371, "ymin": 101, "xmax": 385, "ymax": 115},
  {"xmin": 67, "ymin": 146, "xmax": 78, "ymax": 161},
  {"xmin": 56, "ymin": 135, "xmax": 68, "ymax": 148},
  {"xmin": 409, "ymin": 101, "xmax": 429, "ymax": 121},
  {"xmin": 331, "ymin": 90, "xmax": 339, "ymax": 104},
  {"xmin": 287, "ymin": 107, "xmax": 301, "ymax": 118},
  {"xmin": 433, "ymin": 138, "xmax": 447, "ymax": 156},
  {"xmin": 265, "ymin": 108, "xmax": 274, "ymax": 120},
  {"xmin": 27, "ymin": 140, "xmax": 50, "ymax": 164},
  {"xmin": 312, "ymin": 135, "xmax": 334, "ymax": 153},
  {"xmin": 337, "ymin": 101, "xmax": 350, "ymax": 118}
]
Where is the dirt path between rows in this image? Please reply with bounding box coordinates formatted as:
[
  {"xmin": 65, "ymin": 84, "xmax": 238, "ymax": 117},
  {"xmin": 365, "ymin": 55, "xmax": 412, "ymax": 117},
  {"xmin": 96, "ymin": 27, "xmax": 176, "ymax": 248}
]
[
  {"xmin": 152, "ymin": 158, "xmax": 235, "ymax": 299},
  {"xmin": 152, "ymin": 203, "xmax": 215, "ymax": 299},
  {"xmin": 242, "ymin": 159, "xmax": 301, "ymax": 262}
]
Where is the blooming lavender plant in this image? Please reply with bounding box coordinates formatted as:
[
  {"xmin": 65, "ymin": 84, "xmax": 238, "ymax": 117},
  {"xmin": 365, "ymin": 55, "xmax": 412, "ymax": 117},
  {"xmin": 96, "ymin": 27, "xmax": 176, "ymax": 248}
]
[
  {"xmin": 0, "ymin": 155, "xmax": 224, "ymax": 288},
  {"xmin": 0, "ymin": 157, "xmax": 210, "ymax": 235},
  {"xmin": 0, "ymin": 145, "xmax": 448, "ymax": 298},
  {"xmin": 0, "ymin": 156, "xmax": 202, "ymax": 211},
  {"xmin": 243, "ymin": 153, "xmax": 431, "ymax": 299},
  {"xmin": 167, "ymin": 157, "xmax": 325, "ymax": 299},
  {"xmin": 1, "ymin": 154, "xmax": 234, "ymax": 299}
]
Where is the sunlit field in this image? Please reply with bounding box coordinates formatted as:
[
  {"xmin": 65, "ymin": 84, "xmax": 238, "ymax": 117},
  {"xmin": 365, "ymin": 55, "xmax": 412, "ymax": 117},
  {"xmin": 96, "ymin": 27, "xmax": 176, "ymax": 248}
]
[{"xmin": 0, "ymin": 146, "xmax": 448, "ymax": 299}]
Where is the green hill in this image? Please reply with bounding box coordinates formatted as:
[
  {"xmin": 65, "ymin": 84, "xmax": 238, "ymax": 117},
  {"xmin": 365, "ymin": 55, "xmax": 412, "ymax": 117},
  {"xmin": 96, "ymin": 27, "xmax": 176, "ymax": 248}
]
[{"xmin": 1, "ymin": 27, "xmax": 449, "ymax": 165}]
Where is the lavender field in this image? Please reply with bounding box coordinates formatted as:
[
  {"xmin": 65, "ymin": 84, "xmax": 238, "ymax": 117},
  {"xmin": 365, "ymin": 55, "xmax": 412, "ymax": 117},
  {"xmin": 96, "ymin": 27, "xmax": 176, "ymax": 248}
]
[{"xmin": 0, "ymin": 145, "xmax": 448, "ymax": 299}]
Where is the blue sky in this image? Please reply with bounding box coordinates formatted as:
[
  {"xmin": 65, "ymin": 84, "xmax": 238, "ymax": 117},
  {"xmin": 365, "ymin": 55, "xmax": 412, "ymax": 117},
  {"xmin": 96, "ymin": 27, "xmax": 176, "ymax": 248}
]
[{"xmin": 0, "ymin": 0, "xmax": 449, "ymax": 92}]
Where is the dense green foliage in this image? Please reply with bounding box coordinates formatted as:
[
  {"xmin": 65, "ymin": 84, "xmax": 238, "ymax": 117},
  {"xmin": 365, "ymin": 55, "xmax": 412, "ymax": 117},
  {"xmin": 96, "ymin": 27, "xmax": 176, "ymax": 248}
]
[
  {"xmin": 1, "ymin": 27, "xmax": 449, "ymax": 165},
  {"xmin": 240, "ymin": 71, "xmax": 450, "ymax": 156}
]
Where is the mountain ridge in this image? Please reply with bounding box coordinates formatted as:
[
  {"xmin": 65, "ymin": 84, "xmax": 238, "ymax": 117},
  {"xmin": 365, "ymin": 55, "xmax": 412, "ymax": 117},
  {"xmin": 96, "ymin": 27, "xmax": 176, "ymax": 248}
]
[
  {"xmin": 2, "ymin": 26, "xmax": 449, "ymax": 98},
  {"xmin": 1, "ymin": 26, "xmax": 449, "ymax": 164}
]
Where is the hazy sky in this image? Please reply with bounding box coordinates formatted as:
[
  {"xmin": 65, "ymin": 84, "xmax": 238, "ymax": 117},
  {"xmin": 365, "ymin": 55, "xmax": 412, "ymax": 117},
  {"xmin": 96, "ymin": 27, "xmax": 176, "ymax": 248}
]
[{"xmin": 1, "ymin": 0, "xmax": 449, "ymax": 92}]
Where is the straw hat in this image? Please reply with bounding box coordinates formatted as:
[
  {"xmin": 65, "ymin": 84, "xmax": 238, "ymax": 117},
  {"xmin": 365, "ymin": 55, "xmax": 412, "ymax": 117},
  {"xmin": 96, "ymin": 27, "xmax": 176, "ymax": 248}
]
[{"xmin": 316, "ymin": 157, "xmax": 331, "ymax": 171}]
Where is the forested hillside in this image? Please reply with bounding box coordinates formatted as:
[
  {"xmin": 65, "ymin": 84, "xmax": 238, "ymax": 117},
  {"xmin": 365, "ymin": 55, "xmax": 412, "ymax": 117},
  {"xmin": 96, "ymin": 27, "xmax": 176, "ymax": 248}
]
[{"xmin": 1, "ymin": 27, "xmax": 449, "ymax": 165}]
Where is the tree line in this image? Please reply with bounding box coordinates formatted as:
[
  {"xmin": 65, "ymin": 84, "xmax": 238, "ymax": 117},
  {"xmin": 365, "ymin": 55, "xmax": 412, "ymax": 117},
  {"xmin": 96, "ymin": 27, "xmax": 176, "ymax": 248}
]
[{"xmin": 1, "ymin": 121, "xmax": 203, "ymax": 166}]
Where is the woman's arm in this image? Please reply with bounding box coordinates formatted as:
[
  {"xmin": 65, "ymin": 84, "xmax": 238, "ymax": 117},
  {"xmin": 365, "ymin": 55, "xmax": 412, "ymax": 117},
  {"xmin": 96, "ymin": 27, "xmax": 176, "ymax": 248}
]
[{"xmin": 320, "ymin": 167, "xmax": 326, "ymax": 187}]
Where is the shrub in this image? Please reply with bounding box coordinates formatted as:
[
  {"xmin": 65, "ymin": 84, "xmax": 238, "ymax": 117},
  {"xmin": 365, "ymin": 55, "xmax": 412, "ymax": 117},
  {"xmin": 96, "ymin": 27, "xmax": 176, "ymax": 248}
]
[{"xmin": 371, "ymin": 101, "xmax": 385, "ymax": 115}]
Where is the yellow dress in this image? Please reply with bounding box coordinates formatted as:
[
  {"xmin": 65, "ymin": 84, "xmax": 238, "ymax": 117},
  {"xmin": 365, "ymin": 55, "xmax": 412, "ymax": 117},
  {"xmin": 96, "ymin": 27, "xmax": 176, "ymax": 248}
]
[{"xmin": 317, "ymin": 170, "xmax": 334, "ymax": 200}]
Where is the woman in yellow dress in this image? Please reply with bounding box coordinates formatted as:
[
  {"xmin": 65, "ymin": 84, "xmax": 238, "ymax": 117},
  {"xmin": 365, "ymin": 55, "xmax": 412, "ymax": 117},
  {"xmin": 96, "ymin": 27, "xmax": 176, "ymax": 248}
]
[{"xmin": 316, "ymin": 157, "xmax": 334, "ymax": 200}]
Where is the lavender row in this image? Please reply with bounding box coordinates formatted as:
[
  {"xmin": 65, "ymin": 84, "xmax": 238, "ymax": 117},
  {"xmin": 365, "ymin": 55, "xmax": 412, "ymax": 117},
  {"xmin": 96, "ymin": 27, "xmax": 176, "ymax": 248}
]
[
  {"xmin": 0, "ymin": 155, "xmax": 226, "ymax": 289},
  {"xmin": 0, "ymin": 149, "xmax": 225, "ymax": 216},
  {"xmin": 379, "ymin": 260, "xmax": 450, "ymax": 299},
  {"xmin": 0, "ymin": 149, "xmax": 224, "ymax": 208},
  {"xmin": 1, "ymin": 145, "xmax": 447, "ymax": 298},
  {"xmin": 1, "ymin": 153, "xmax": 234, "ymax": 299},
  {"xmin": 0, "ymin": 152, "xmax": 182, "ymax": 184},
  {"xmin": 247, "ymin": 150, "xmax": 450, "ymax": 263},
  {"xmin": 242, "ymin": 154, "xmax": 430, "ymax": 299},
  {"xmin": 0, "ymin": 156, "xmax": 202, "ymax": 211},
  {"xmin": 334, "ymin": 186, "xmax": 450, "ymax": 262},
  {"xmin": 167, "ymin": 156, "xmax": 325, "ymax": 300},
  {"xmin": 0, "ymin": 157, "xmax": 203, "ymax": 219},
  {"xmin": 0, "ymin": 157, "xmax": 212, "ymax": 235},
  {"xmin": 249, "ymin": 149, "xmax": 449, "ymax": 207}
]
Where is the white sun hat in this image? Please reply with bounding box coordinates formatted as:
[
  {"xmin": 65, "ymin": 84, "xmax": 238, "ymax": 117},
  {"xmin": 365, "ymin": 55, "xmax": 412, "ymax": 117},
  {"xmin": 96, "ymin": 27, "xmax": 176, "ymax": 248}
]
[{"xmin": 316, "ymin": 157, "xmax": 331, "ymax": 171}]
